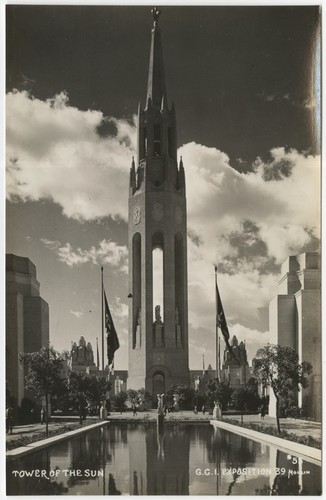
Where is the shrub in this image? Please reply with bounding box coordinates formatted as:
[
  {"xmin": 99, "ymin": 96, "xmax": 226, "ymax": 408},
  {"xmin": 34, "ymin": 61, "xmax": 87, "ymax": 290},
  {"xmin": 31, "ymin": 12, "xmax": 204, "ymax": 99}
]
[{"xmin": 222, "ymin": 417, "xmax": 321, "ymax": 450}]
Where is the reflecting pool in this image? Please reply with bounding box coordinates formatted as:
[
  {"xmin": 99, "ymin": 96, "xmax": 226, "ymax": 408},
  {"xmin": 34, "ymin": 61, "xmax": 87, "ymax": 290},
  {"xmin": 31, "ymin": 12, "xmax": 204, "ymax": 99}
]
[{"xmin": 7, "ymin": 423, "xmax": 321, "ymax": 495}]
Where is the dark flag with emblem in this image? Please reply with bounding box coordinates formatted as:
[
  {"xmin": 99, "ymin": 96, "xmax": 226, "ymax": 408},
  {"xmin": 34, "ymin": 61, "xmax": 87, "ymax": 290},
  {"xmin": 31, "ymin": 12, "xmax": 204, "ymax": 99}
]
[
  {"xmin": 215, "ymin": 267, "xmax": 235, "ymax": 360},
  {"xmin": 104, "ymin": 290, "xmax": 119, "ymax": 368},
  {"xmin": 96, "ymin": 338, "xmax": 100, "ymax": 370}
]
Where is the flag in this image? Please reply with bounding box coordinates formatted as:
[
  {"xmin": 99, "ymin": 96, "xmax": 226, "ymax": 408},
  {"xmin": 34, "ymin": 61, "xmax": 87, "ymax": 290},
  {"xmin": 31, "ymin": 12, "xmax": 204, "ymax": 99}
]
[
  {"xmin": 215, "ymin": 269, "xmax": 236, "ymax": 360},
  {"xmin": 104, "ymin": 290, "xmax": 120, "ymax": 367},
  {"xmin": 96, "ymin": 338, "xmax": 100, "ymax": 370}
]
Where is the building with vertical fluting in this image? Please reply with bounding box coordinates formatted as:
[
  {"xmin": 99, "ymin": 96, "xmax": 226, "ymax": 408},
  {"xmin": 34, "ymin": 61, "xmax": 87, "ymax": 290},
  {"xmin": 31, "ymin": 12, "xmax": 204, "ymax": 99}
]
[
  {"xmin": 6, "ymin": 254, "xmax": 49, "ymax": 410},
  {"xmin": 269, "ymin": 252, "xmax": 321, "ymax": 421},
  {"xmin": 128, "ymin": 8, "xmax": 189, "ymax": 395}
]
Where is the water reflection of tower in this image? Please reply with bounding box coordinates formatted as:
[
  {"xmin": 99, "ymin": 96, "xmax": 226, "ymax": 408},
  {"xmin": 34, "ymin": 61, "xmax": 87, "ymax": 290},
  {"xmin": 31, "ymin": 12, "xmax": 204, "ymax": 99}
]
[
  {"xmin": 146, "ymin": 425, "xmax": 190, "ymax": 494},
  {"xmin": 128, "ymin": 425, "xmax": 190, "ymax": 495},
  {"xmin": 128, "ymin": 426, "xmax": 147, "ymax": 495}
]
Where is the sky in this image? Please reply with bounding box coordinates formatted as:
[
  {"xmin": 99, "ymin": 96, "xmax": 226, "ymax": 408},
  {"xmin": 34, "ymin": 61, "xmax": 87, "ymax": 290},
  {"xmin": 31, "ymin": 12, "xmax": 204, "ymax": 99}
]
[{"xmin": 6, "ymin": 4, "xmax": 321, "ymax": 370}]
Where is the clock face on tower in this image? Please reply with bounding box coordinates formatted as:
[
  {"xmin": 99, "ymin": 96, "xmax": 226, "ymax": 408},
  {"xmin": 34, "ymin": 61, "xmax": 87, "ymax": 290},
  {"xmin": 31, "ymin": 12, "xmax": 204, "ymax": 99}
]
[{"xmin": 133, "ymin": 206, "xmax": 141, "ymax": 225}]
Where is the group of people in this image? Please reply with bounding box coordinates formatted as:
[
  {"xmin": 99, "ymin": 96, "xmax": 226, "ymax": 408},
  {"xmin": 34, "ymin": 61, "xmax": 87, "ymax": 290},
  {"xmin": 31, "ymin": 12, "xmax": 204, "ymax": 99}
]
[
  {"xmin": 6, "ymin": 406, "xmax": 49, "ymax": 434},
  {"xmin": 193, "ymin": 405, "xmax": 206, "ymax": 415}
]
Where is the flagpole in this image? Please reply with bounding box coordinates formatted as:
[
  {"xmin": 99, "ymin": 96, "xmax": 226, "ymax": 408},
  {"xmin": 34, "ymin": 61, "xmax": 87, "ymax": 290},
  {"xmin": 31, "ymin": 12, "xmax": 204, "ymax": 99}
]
[
  {"xmin": 218, "ymin": 336, "xmax": 221, "ymax": 372},
  {"xmin": 96, "ymin": 337, "xmax": 99, "ymax": 371},
  {"xmin": 101, "ymin": 266, "xmax": 104, "ymax": 375},
  {"xmin": 215, "ymin": 266, "xmax": 219, "ymax": 380}
]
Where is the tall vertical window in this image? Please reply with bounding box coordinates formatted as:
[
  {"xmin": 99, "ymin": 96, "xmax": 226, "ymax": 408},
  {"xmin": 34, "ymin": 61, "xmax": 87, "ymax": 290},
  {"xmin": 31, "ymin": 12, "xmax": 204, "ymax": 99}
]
[
  {"xmin": 174, "ymin": 233, "xmax": 183, "ymax": 334},
  {"xmin": 132, "ymin": 233, "xmax": 141, "ymax": 348},
  {"xmin": 152, "ymin": 232, "xmax": 164, "ymax": 323},
  {"xmin": 153, "ymin": 124, "xmax": 161, "ymax": 156}
]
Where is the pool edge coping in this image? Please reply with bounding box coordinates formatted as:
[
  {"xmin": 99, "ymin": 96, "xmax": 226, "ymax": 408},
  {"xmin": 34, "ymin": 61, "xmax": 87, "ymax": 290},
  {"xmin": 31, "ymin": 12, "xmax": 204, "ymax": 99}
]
[
  {"xmin": 6, "ymin": 418, "xmax": 321, "ymax": 466},
  {"xmin": 210, "ymin": 419, "xmax": 321, "ymax": 465},
  {"xmin": 6, "ymin": 421, "xmax": 109, "ymax": 460}
]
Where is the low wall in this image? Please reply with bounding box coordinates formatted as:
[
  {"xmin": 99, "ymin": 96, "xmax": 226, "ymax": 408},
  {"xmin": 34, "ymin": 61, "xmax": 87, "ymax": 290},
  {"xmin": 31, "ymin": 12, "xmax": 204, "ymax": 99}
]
[
  {"xmin": 7, "ymin": 421, "xmax": 109, "ymax": 460},
  {"xmin": 210, "ymin": 419, "xmax": 321, "ymax": 466}
]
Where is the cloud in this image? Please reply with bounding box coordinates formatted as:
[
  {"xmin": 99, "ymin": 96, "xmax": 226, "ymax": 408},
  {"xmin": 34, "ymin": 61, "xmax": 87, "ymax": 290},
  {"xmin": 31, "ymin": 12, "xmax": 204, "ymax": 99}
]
[
  {"xmin": 188, "ymin": 323, "xmax": 269, "ymax": 367},
  {"xmin": 258, "ymin": 92, "xmax": 291, "ymax": 103},
  {"xmin": 7, "ymin": 91, "xmax": 320, "ymax": 347},
  {"xmin": 180, "ymin": 142, "xmax": 320, "ymax": 331},
  {"xmin": 257, "ymin": 91, "xmax": 318, "ymax": 110},
  {"xmin": 41, "ymin": 238, "xmax": 128, "ymax": 271},
  {"xmin": 6, "ymin": 90, "xmax": 136, "ymax": 221},
  {"xmin": 111, "ymin": 297, "xmax": 128, "ymax": 321},
  {"xmin": 230, "ymin": 323, "xmax": 269, "ymax": 362},
  {"xmin": 70, "ymin": 310, "xmax": 84, "ymax": 319}
]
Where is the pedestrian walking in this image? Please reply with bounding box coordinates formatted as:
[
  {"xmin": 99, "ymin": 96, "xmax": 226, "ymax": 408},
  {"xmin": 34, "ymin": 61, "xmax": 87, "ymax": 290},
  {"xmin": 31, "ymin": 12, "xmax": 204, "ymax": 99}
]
[
  {"xmin": 40, "ymin": 408, "xmax": 46, "ymax": 424},
  {"xmin": 194, "ymin": 405, "xmax": 198, "ymax": 414},
  {"xmin": 6, "ymin": 406, "xmax": 14, "ymax": 434},
  {"xmin": 132, "ymin": 404, "xmax": 137, "ymax": 416},
  {"xmin": 202, "ymin": 405, "xmax": 205, "ymax": 415}
]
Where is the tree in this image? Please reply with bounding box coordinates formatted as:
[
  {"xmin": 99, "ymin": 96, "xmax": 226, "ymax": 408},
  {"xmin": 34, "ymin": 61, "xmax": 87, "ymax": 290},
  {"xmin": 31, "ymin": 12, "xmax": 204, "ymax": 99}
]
[
  {"xmin": 165, "ymin": 384, "xmax": 195, "ymax": 410},
  {"xmin": 206, "ymin": 379, "xmax": 233, "ymax": 415},
  {"xmin": 126, "ymin": 389, "xmax": 140, "ymax": 407},
  {"xmin": 231, "ymin": 388, "xmax": 248, "ymax": 425},
  {"xmin": 126, "ymin": 388, "xmax": 152, "ymax": 410},
  {"xmin": 112, "ymin": 391, "xmax": 128, "ymax": 413},
  {"xmin": 137, "ymin": 388, "xmax": 152, "ymax": 410},
  {"xmin": 193, "ymin": 390, "xmax": 207, "ymax": 410},
  {"xmin": 66, "ymin": 371, "xmax": 111, "ymax": 421},
  {"xmin": 253, "ymin": 344, "xmax": 312, "ymax": 433},
  {"xmin": 19, "ymin": 345, "xmax": 64, "ymax": 436},
  {"xmin": 85, "ymin": 374, "xmax": 111, "ymax": 414}
]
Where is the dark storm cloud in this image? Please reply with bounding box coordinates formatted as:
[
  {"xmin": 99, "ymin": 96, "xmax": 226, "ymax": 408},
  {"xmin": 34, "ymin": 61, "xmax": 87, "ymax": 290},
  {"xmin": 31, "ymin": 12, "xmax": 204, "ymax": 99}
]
[
  {"xmin": 259, "ymin": 158, "xmax": 294, "ymax": 181},
  {"xmin": 96, "ymin": 118, "xmax": 118, "ymax": 138},
  {"xmin": 216, "ymin": 220, "xmax": 280, "ymax": 276}
]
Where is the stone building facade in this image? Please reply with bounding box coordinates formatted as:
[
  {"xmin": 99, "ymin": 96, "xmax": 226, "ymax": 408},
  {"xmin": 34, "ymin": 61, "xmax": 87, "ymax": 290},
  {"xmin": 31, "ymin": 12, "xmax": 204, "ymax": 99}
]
[
  {"xmin": 220, "ymin": 335, "xmax": 254, "ymax": 388},
  {"xmin": 68, "ymin": 336, "xmax": 98, "ymax": 374},
  {"xmin": 128, "ymin": 9, "xmax": 189, "ymax": 395},
  {"xmin": 269, "ymin": 252, "xmax": 321, "ymax": 421},
  {"xmin": 6, "ymin": 254, "xmax": 49, "ymax": 409}
]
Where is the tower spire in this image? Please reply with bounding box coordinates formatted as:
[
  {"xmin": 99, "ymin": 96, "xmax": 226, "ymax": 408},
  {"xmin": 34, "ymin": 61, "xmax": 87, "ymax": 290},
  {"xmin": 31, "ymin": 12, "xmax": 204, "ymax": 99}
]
[{"xmin": 146, "ymin": 7, "xmax": 167, "ymax": 108}]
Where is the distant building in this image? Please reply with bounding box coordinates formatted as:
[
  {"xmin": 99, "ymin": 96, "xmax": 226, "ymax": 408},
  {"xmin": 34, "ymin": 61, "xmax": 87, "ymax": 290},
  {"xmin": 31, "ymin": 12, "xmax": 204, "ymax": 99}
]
[
  {"xmin": 111, "ymin": 370, "xmax": 128, "ymax": 395},
  {"xmin": 68, "ymin": 336, "xmax": 98, "ymax": 374},
  {"xmin": 6, "ymin": 254, "xmax": 49, "ymax": 410},
  {"xmin": 190, "ymin": 364, "xmax": 215, "ymax": 393},
  {"xmin": 269, "ymin": 252, "xmax": 321, "ymax": 421}
]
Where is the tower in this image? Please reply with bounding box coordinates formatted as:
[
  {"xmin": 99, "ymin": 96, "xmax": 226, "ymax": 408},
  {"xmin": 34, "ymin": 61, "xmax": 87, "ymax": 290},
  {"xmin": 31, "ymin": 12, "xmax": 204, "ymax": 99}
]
[{"xmin": 128, "ymin": 8, "xmax": 189, "ymax": 395}]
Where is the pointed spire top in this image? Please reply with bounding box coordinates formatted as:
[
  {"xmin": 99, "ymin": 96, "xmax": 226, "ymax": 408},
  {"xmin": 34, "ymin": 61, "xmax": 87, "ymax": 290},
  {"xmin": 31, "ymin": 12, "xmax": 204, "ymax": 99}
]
[
  {"xmin": 146, "ymin": 7, "xmax": 167, "ymax": 108},
  {"xmin": 151, "ymin": 6, "xmax": 161, "ymax": 26}
]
